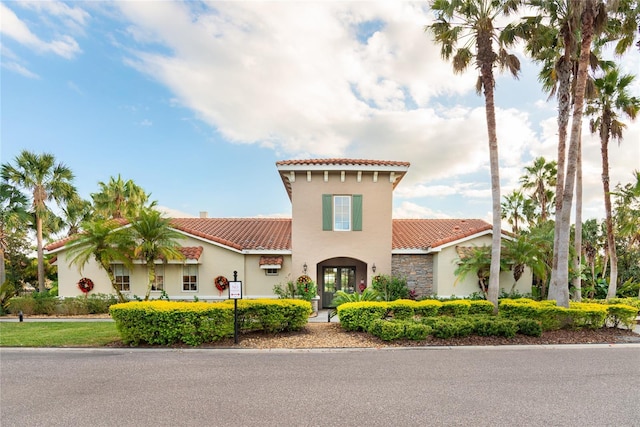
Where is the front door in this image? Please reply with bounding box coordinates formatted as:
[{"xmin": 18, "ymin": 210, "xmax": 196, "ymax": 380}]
[{"xmin": 322, "ymin": 266, "xmax": 356, "ymax": 308}]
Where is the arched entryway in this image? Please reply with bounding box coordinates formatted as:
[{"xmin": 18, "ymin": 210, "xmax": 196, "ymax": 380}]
[{"xmin": 317, "ymin": 257, "xmax": 368, "ymax": 308}]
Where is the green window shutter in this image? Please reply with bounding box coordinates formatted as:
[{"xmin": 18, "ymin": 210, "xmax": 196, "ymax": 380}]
[
  {"xmin": 352, "ymin": 194, "xmax": 362, "ymax": 231},
  {"xmin": 322, "ymin": 194, "xmax": 333, "ymax": 231}
]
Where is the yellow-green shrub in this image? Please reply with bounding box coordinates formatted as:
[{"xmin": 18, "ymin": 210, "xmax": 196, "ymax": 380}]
[
  {"xmin": 337, "ymin": 302, "xmax": 388, "ymax": 331},
  {"xmin": 388, "ymin": 299, "xmax": 417, "ymax": 320},
  {"xmin": 606, "ymin": 304, "xmax": 638, "ymax": 329},
  {"xmin": 220, "ymin": 298, "xmax": 311, "ymax": 333},
  {"xmin": 110, "ymin": 301, "xmax": 234, "ymax": 346},
  {"xmin": 414, "ymin": 299, "xmax": 442, "ymax": 317},
  {"xmin": 439, "ymin": 300, "xmax": 471, "ymax": 316},
  {"xmin": 469, "ymin": 300, "xmax": 495, "ymax": 315}
]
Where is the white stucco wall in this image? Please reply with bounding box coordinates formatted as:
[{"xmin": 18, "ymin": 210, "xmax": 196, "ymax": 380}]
[{"xmin": 433, "ymin": 234, "xmax": 533, "ymax": 298}]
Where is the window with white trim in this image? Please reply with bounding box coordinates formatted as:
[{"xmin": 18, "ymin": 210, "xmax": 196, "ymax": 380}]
[
  {"xmin": 264, "ymin": 268, "xmax": 279, "ymax": 276},
  {"xmin": 112, "ymin": 264, "xmax": 130, "ymax": 292},
  {"xmin": 322, "ymin": 194, "xmax": 362, "ymax": 231},
  {"xmin": 182, "ymin": 265, "xmax": 198, "ymax": 291}
]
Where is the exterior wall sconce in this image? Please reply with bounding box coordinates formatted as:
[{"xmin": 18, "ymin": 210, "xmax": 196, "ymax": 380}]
[
  {"xmin": 303, "ymin": 262, "xmax": 308, "ymax": 274},
  {"xmin": 372, "ymin": 263, "xmax": 376, "ymax": 273}
]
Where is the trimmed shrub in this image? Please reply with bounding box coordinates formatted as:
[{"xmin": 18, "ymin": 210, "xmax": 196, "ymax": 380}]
[
  {"xmin": 7, "ymin": 296, "xmax": 36, "ymax": 315},
  {"xmin": 221, "ymin": 298, "xmax": 311, "ymax": 333},
  {"xmin": 368, "ymin": 319, "xmax": 405, "ymax": 341},
  {"xmin": 606, "ymin": 304, "xmax": 639, "ymax": 329},
  {"xmin": 388, "ymin": 300, "xmax": 416, "ymax": 320},
  {"xmin": 469, "ymin": 300, "xmax": 495, "ymax": 315},
  {"xmin": 431, "ymin": 318, "xmax": 474, "ymax": 339},
  {"xmin": 110, "ymin": 301, "xmax": 235, "ymax": 346},
  {"xmin": 404, "ymin": 322, "xmax": 431, "ymax": 340},
  {"xmin": 471, "ymin": 317, "xmax": 518, "ymax": 338},
  {"xmin": 567, "ymin": 303, "xmax": 608, "ymax": 329},
  {"xmin": 338, "ymin": 302, "xmax": 388, "ymax": 331},
  {"xmin": 517, "ymin": 319, "xmax": 543, "ymax": 337},
  {"xmin": 439, "ymin": 300, "xmax": 471, "ymax": 317},
  {"xmin": 414, "ymin": 300, "xmax": 442, "ymax": 317}
]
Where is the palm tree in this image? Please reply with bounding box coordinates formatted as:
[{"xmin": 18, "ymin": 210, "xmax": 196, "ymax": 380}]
[
  {"xmin": 127, "ymin": 209, "xmax": 185, "ymax": 300},
  {"xmin": 501, "ymin": 189, "xmax": 533, "ymax": 233},
  {"xmin": 91, "ymin": 175, "xmax": 154, "ymax": 220},
  {"xmin": 66, "ymin": 219, "xmax": 133, "ymax": 302},
  {"xmin": 502, "ymin": 234, "xmax": 548, "ymax": 295},
  {"xmin": 519, "ymin": 157, "xmax": 557, "ymax": 223},
  {"xmin": 586, "ymin": 67, "xmax": 640, "ymax": 299},
  {"xmin": 1, "ymin": 151, "xmax": 77, "ymax": 292},
  {"xmin": 550, "ymin": 0, "xmax": 608, "ymax": 307},
  {"xmin": 60, "ymin": 196, "xmax": 93, "ymax": 237},
  {"xmin": 0, "ymin": 183, "xmax": 31, "ymax": 286},
  {"xmin": 427, "ymin": 0, "xmax": 522, "ymax": 311}
]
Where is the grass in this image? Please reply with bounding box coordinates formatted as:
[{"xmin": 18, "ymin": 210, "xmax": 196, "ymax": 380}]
[{"xmin": 0, "ymin": 322, "xmax": 121, "ymax": 347}]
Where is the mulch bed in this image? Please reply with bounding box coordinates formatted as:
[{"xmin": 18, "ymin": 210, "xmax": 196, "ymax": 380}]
[{"xmin": 105, "ymin": 322, "xmax": 640, "ymax": 349}]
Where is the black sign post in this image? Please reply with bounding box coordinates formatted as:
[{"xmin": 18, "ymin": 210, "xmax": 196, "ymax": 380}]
[{"xmin": 228, "ymin": 270, "xmax": 243, "ymax": 344}]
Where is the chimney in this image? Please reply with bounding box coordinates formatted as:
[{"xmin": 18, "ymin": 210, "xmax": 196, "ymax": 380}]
[{"xmin": 199, "ymin": 211, "xmax": 208, "ymax": 218}]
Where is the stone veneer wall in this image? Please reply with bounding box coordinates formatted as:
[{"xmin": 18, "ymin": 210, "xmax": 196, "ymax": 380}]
[{"xmin": 391, "ymin": 254, "xmax": 434, "ymax": 297}]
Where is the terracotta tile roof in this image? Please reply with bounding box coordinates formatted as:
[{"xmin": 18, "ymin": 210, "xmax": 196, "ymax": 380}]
[
  {"xmin": 392, "ymin": 219, "xmax": 492, "ymax": 250},
  {"xmin": 260, "ymin": 256, "xmax": 284, "ymax": 266},
  {"xmin": 179, "ymin": 246, "xmax": 203, "ymax": 260},
  {"xmin": 276, "ymin": 158, "xmax": 411, "ymax": 168},
  {"xmin": 276, "ymin": 158, "xmax": 411, "ymax": 200},
  {"xmin": 45, "ymin": 217, "xmax": 496, "ymax": 255},
  {"xmin": 170, "ymin": 218, "xmax": 292, "ymax": 251}
]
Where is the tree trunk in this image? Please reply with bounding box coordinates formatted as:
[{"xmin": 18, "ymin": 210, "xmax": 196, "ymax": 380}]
[
  {"xmin": 0, "ymin": 247, "xmax": 6, "ymax": 286},
  {"xmin": 477, "ymin": 31, "xmax": 501, "ymax": 313},
  {"xmin": 572, "ymin": 134, "xmax": 583, "ymax": 301},
  {"xmin": 602, "ymin": 125, "xmax": 618, "ymax": 299},
  {"xmin": 36, "ymin": 215, "xmax": 46, "ymax": 292},
  {"xmin": 550, "ymin": 53, "xmax": 572, "ymax": 294},
  {"xmin": 103, "ymin": 262, "xmax": 126, "ymax": 303},
  {"xmin": 550, "ymin": 2, "xmax": 596, "ymax": 307},
  {"xmin": 144, "ymin": 261, "xmax": 156, "ymax": 301}
]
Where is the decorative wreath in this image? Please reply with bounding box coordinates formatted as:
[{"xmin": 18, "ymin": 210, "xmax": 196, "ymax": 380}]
[
  {"xmin": 296, "ymin": 275, "xmax": 312, "ymax": 286},
  {"xmin": 214, "ymin": 275, "xmax": 229, "ymax": 293},
  {"xmin": 77, "ymin": 277, "xmax": 94, "ymax": 293}
]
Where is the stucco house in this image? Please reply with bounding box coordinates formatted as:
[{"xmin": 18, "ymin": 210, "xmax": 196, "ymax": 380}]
[{"xmin": 45, "ymin": 159, "xmax": 531, "ymax": 307}]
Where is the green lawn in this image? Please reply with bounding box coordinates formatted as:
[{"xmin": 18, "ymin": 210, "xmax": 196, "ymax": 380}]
[{"xmin": 0, "ymin": 322, "xmax": 121, "ymax": 347}]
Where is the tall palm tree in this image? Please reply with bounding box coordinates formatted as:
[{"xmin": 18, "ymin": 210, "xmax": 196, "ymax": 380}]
[
  {"xmin": 427, "ymin": 0, "xmax": 522, "ymax": 311},
  {"xmin": 501, "ymin": 189, "xmax": 533, "ymax": 233},
  {"xmin": 0, "ymin": 183, "xmax": 31, "ymax": 286},
  {"xmin": 127, "ymin": 209, "xmax": 185, "ymax": 300},
  {"xmin": 586, "ymin": 67, "xmax": 640, "ymax": 299},
  {"xmin": 65, "ymin": 219, "xmax": 133, "ymax": 302},
  {"xmin": 91, "ymin": 175, "xmax": 154, "ymax": 220},
  {"xmin": 1, "ymin": 151, "xmax": 77, "ymax": 292},
  {"xmin": 60, "ymin": 196, "xmax": 93, "ymax": 237},
  {"xmin": 550, "ymin": 0, "xmax": 608, "ymax": 307},
  {"xmin": 519, "ymin": 156, "xmax": 557, "ymax": 223}
]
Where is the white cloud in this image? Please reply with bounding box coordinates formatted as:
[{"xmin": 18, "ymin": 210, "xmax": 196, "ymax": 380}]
[{"xmin": 0, "ymin": 2, "xmax": 85, "ymax": 59}]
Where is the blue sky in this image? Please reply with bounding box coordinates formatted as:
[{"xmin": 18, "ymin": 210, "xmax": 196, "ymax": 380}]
[{"xmin": 2, "ymin": 1, "xmax": 639, "ymax": 227}]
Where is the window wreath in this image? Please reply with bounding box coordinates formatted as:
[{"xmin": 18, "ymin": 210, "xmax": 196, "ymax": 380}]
[
  {"xmin": 214, "ymin": 275, "xmax": 229, "ymax": 293},
  {"xmin": 77, "ymin": 277, "xmax": 94, "ymax": 293}
]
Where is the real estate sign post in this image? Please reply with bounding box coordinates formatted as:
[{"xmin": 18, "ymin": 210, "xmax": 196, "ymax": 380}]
[{"xmin": 229, "ymin": 271, "xmax": 242, "ymax": 344}]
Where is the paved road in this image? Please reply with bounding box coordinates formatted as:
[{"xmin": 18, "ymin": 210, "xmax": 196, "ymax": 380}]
[{"xmin": 1, "ymin": 345, "xmax": 639, "ymax": 427}]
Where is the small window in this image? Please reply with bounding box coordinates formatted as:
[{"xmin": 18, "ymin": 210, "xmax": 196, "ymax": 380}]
[
  {"xmin": 152, "ymin": 264, "xmax": 164, "ymax": 292},
  {"xmin": 334, "ymin": 195, "xmax": 351, "ymax": 231},
  {"xmin": 264, "ymin": 268, "xmax": 279, "ymax": 276},
  {"xmin": 323, "ymin": 194, "xmax": 362, "ymax": 231},
  {"xmin": 112, "ymin": 264, "xmax": 130, "ymax": 292},
  {"xmin": 182, "ymin": 265, "xmax": 198, "ymax": 292}
]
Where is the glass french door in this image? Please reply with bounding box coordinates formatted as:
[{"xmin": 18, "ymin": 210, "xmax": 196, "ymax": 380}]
[{"xmin": 323, "ymin": 266, "xmax": 356, "ymax": 307}]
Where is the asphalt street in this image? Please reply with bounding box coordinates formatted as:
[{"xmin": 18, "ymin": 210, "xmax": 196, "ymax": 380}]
[{"xmin": 1, "ymin": 345, "xmax": 639, "ymax": 427}]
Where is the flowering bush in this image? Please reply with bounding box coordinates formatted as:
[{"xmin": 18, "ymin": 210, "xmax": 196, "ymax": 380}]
[
  {"xmin": 77, "ymin": 277, "xmax": 94, "ymax": 294},
  {"xmin": 296, "ymin": 275, "xmax": 317, "ymax": 301}
]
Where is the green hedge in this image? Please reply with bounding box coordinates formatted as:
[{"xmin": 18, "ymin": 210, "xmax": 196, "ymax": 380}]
[
  {"xmin": 338, "ymin": 302, "xmax": 388, "ymax": 331},
  {"xmin": 220, "ymin": 298, "xmax": 311, "ymax": 333},
  {"xmin": 110, "ymin": 299, "xmax": 311, "ymax": 346},
  {"xmin": 368, "ymin": 319, "xmax": 431, "ymax": 341}
]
